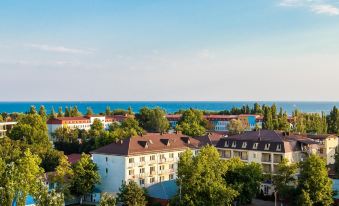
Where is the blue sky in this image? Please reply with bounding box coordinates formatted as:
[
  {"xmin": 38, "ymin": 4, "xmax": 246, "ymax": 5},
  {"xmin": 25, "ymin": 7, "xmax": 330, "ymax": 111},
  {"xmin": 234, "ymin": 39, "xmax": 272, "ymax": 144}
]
[{"xmin": 1, "ymin": 0, "xmax": 339, "ymax": 101}]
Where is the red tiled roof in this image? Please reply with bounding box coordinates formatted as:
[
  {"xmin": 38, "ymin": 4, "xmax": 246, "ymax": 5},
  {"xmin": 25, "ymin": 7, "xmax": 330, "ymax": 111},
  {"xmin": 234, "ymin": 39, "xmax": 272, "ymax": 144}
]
[
  {"xmin": 91, "ymin": 133, "xmax": 201, "ymax": 156},
  {"xmin": 67, "ymin": 153, "xmax": 82, "ymax": 164}
]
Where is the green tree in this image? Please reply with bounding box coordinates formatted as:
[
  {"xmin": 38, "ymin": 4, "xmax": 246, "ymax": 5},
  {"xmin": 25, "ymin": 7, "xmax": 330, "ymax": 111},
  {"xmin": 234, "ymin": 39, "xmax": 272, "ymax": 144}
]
[
  {"xmin": 57, "ymin": 107, "xmax": 64, "ymax": 117},
  {"xmin": 86, "ymin": 107, "xmax": 94, "ymax": 116},
  {"xmin": 33, "ymin": 179, "xmax": 64, "ymax": 206},
  {"xmin": 272, "ymin": 158, "xmax": 298, "ymax": 203},
  {"xmin": 297, "ymin": 154, "xmax": 333, "ymax": 206},
  {"xmin": 227, "ymin": 119, "xmax": 245, "ymax": 135},
  {"xmin": 38, "ymin": 105, "xmax": 47, "ymax": 121},
  {"xmin": 105, "ymin": 106, "xmax": 111, "ymax": 116},
  {"xmin": 176, "ymin": 109, "xmax": 207, "ymax": 136},
  {"xmin": 71, "ymin": 153, "xmax": 100, "ymax": 204},
  {"xmin": 327, "ymin": 106, "xmax": 339, "ymax": 134},
  {"xmin": 128, "ymin": 106, "xmax": 133, "ymax": 115},
  {"xmin": 49, "ymin": 107, "xmax": 57, "ymax": 119},
  {"xmin": 52, "ymin": 126, "xmax": 79, "ymax": 143},
  {"xmin": 70, "ymin": 106, "xmax": 82, "ymax": 117},
  {"xmin": 224, "ymin": 158, "xmax": 263, "ymax": 205},
  {"xmin": 177, "ymin": 146, "xmax": 238, "ymax": 206},
  {"xmin": 29, "ymin": 105, "xmax": 37, "ymax": 114},
  {"xmin": 65, "ymin": 107, "xmax": 70, "ymax": 117},
  {"xmin": 117, "ymin": 181, "xmax": 147, "ymax": 206},
  {"xmin": 263, "ymin": 106, "xmax": 274, "ymax": 130},
  {"xmin": 52, "ymin": 155, "xmax": 74, "ymax": 197},
  {"xmin": 100, "ymin": 193, "xmax": 116, "ymax": 206},
  {"xmin": 137, "ymin": 107, "xmax": 170, "ymax": 133}
]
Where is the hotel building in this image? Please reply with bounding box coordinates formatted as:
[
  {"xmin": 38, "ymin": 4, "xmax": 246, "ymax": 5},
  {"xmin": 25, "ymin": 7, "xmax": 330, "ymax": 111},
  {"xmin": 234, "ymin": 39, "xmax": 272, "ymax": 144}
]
[{"xmin": 90, "ymin": 133, "xmax": 203, "ymax": 194}]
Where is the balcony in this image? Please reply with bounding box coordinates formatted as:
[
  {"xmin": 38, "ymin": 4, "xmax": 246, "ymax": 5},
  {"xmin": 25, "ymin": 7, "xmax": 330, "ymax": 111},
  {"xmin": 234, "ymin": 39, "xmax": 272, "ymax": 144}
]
[
  {"xmin": 240, "ymin": 152, "xmax": 248, "ymax": 161},
  {"xmin": 137, "ymin": 161, "xmax": 146, "ymax": 167},
  {"xmin": 262, "ymin": 164, "xmax": 272, "ymax": 173},
  {"xmin": 273, "ymin": 154, "xmax": 283, "ymax": 164},
  {"xmin": 261, "ymin": 153, "xmax": 271, "ymax": 163},
  {"xmin": 159, "ymin": 158, "xmax": 167, "ymax": 163}
]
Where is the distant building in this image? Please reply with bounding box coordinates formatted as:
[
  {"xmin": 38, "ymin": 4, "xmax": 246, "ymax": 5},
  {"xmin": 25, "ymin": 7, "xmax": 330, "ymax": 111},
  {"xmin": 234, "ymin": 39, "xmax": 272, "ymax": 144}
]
[
  {"xmin": 90, "ymin": 132, "xmax": 203, "ymax": 195},
  {"xmin": 216, "ymin": 130, "xmax": 320, "ymax": 195},
  {"xmin": 166, "ymin": 114, "xmax": 263, "ymax": 132},
  {"xmin": 0, "ymin": 121, "xmax": 17, "ymax": 138},
  {"xmin": 46, "ymin": 115, "xmax": 131, "ymax": 138}
]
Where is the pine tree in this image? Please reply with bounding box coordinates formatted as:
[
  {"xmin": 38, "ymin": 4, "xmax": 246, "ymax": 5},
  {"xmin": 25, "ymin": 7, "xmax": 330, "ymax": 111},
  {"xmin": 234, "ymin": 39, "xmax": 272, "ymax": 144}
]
[
  {"xmin": 29, "ymin": 105, "xmax": 37, "ymax": 114},
  {"xmin": 38, "ymin": 105, "xmax": 47, "ymax": 120},
  {"xmin": 49, "ymin": 107, "xmax": 57, "ymax": 119},
  {"xmin": 86, "ymin": 107, "xmax": 94, "ymax": 116},
  {"xmin": 105, "ymin": 106, "xmax": 111, "ymax": 116},
  {"xmin": 64, "ymin": 107, "xmax": 70, "ymax": 117}
]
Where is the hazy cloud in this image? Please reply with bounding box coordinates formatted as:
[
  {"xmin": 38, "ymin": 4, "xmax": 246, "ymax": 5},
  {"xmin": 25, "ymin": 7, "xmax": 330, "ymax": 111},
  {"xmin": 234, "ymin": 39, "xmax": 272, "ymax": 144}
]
[
  {"xmin": 279, "ymin": 0, "xmax": 339, "ymax": 16},
  {"xmin": 27, "ymin": 44, "xmax": 93, "ymax": 54}
]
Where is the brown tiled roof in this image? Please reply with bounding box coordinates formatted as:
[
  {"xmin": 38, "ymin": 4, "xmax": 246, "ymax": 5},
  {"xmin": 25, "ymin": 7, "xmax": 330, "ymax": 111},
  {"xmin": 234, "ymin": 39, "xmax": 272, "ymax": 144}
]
[
  {"xmin": 91, "ymin": 133, "xmax": 201, "ymax": 156},
  {"xmin": 216, "ymin": 130, "xmax": 318, "ymax": 153},
  {"xmin": 67, "ymin": 153, "xmax": 82, "ymax": 164},
  {"xmin": 193, "ymin": 132, "xmax": 225, "ymax": 146},
  {"xmin": 295, "ymin": 133, "xmax": 338, "ymax": 140}
]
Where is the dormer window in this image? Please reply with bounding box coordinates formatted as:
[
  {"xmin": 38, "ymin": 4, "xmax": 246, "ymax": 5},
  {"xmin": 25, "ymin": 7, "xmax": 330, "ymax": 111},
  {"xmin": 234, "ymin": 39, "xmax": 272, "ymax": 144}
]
[
  {"xmin": 253, "ymin": 143, "xmax": 258, "ymax": 149},
  {"xmin": 231, "ymin": 141, "xmax": 236, "ymax": 148},
  {"xmin": 264, "ymin": 143, "xmax": 270, "ymax": 150},
  {"xmin": 276, "ymin": 144, "xmax": 281, "ymax": 151},
  {"xmin": 224, "ymin": 141, "xmax": 229, "ymax": 147},
  {"xmin": 242, "ymin": 142, "xmax": 247, "ymax": 148}
]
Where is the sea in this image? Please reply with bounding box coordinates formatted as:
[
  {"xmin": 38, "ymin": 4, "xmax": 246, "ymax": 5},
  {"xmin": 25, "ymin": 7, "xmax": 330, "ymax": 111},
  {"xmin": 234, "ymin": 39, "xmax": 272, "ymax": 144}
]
[{"xmin": 0, "ymin": 101, "xmax": 339, "ymax": 115}]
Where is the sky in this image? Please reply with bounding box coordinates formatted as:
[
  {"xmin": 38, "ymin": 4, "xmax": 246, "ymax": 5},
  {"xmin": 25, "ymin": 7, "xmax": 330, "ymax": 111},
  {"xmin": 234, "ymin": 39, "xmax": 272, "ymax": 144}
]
[{"xmin": 1, "ymin": 0, "xmax": 339, "ymax": 101}]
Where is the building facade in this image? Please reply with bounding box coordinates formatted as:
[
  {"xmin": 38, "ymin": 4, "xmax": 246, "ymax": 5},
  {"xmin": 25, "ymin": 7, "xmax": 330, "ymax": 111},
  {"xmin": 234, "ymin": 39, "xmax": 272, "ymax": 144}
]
[
  {"xmin": 91, "ymin": 133, "xmax": 202, "ymax": 194},
  {"xmin": 216, "ymin": 130, "xmax": 319, "ymax": 195}
]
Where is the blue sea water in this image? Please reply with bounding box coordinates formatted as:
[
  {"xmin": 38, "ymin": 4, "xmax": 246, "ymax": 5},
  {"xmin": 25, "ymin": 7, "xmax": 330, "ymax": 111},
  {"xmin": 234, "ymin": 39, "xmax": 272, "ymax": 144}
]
[{"xmin": 0, "ymin": 101, "xmax": 339, "ymax": 115}]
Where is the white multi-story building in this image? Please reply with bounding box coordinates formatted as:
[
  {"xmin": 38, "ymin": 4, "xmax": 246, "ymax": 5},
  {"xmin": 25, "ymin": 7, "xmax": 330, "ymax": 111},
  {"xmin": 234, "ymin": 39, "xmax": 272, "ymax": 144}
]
[
  {"xmin": 216, "ymin": 130, "xmax": 320, "ymax": 195},
  {"xmin": 90, "ymin": 133, "xmax": 202, "ymax": 194},
  {"xmin": 0, "ymin": 121, "xmax": 17, "ymax": 138},
  {"xmin": 46, "ymin": 115, "xmax": 131, "ymax": 137}
]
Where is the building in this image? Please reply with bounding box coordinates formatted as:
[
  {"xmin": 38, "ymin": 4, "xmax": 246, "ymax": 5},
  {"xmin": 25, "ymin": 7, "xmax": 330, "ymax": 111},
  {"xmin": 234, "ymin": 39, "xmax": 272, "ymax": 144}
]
[
  {"xmin": 295, "ymin": 134, "xmax": 339, "ymax": 165},
  {"xmin": 216, "ymin": 130, "xmax": 319, "ymax": 195},
  {"xmin": 46, "ymin": 115, "xmax": 131, "ymax": 137},
  {"xmin": 0, "ymin": 121, "xmax": 17, "ymax": 138},
  {"xmin": 90, "ymin": 132, "xmax": 202, "ymax": 194},
  {"xmin": 166, "ymin": 114, "xmax": 263, "ymax": 132}
]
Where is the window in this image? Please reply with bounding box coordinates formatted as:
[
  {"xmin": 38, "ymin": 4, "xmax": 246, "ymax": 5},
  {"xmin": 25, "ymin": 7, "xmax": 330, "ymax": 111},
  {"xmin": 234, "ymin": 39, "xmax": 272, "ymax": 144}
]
[
  {"xmin": 242, "ymin": 142, "xmax": 247, "ymax": 148},
  {"xmin": 150, "ymin": 155, "xmax": 155, "ymax": 161},
  {"xmin": 159, "ymin": 165, "xmax": 165, "ymax": 171},
  {"xmin": 169, "ymin": 153, "xmax": 174, "ymax": 158},
  {"xmin": 264, "ymin": 144, "xmax": 270, "ymax": 150},
  {"xmin": 129, "ymin": 169, "xmax": 134, "ymax": 176},
  {"xmin": 105, "ymin": 157, "xmax": 108, "ymax": 162},
  {"xmin": 169, "ymin": 174, "xmax": 174, "ymax": 180},
  {"xmin": 150, "ymin": 166, "xmax": 155, "ymax": 173},
  {"xmin": 106, "ymin": 168, "xmax": 108, "ymax": 174},
  {"xmin": 139, "ymin": 179, "xmax": 145, "ymax": 185},
  {"xmin": 129, "ymin": 158, "xmax": 134, "ymax": 163},
  {"xmin": 150, "ymin": 177, "xmax": 155, "ymax": 183},
  {"xmin": 253, "ymin": 143, "xmax": 258, "ymax": 149},
  {"xmin": 169, "ymin": 164, "xmax": 174, "ymax": 169},
  {"xmin": 160, "ymin": 176, "xmax": 165, "ymax": 182},
  {"xmin": 140, "ymin": 156, "xmax": 145, "ymax": 162},
  {"xmin": 231, "ymin": 141, "xmax": 236, "ymax": 148},
  {"xmin": 264, "ymin": 185, "xmax": 270, "ymax": 195},
  {"xmin": 160, "ymin": 154, "xmax": 165, "ymax": 159},
  {"xmin": 276, "ymin": 144, "xmax": 282, "ymax": 151},
  {"xmin": 139, "ymin": 168, "xmax": 145, "ymax": 174}
]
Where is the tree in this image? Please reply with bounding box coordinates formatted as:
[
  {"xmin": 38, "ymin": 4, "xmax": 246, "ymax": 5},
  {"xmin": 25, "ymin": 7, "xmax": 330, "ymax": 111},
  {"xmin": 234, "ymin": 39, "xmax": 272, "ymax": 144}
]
[
  {"xmin": 228, "ymin": 119, "xmax": 245, "ymax": 135},
  {"xmin": 105, "ymin": 106, "xmax": 111, "ymax": 116},
  {"xmin": 9, "ymin": 113, "xmax": 50, "ymax": 145},
  {"xmin": 49, "ymin": 107, "xmax": 57, "ymax": 119},
  {"xmin": 52, "ymin": 126, "xmax": 79, "ymax": 143},
  {"xmin": 224, "ymin": 158, "xmax": 263, "ymax": 204},
  {"xmin": 65, "ymin": 107, "xmax": 70, "ymax": 117},
  {"xmin": 117, "ymin": 181, "xmax": 147, "ymax": 206},
  {"xmin": 100, "ymin": 193, "xmax": 116, "ymax": 206},
  {"xmin": 176, "ymin": 109, "xmax": 207, "ymax": 136},
  {"xmin": 327, "ymin": 106, "xmax": 339, "ymax": 134},
  {"xmin": 297, "ymin": 154, "xmax": 333, "ymax": 206},
  {"xmin": 38, "ymin": 105, "xmax": 47, "ymax": 121},
  {"xmin": 128, "ymin": 106, "xmax": 133, "ymax": 115},
  {"xmin": 71, "ymin": 153, "xmax": 100, "ymax": 204},
  {"xmin": 70, "ymin": 106, "xmax": 82, "ymax": 117},
  {"xmin": 86, "ymin": 107, "xmax": 94, "ymax": 116},
  {"xmin": 137, "ymin": 107, "xmax": 169, "ymax": 133},
  {"xmin": 29, "ymin": 105, "xmax": 37, "ymax": 114},
  {"xmin": 272, "ymin": 158, "xmax": 298, "ymax": 203},
  {"xmin": 57, "ymin": 107, "xmax": 64, "ymax": 117},
  {"xmin": 176, "ymin": 145, "xmax": 238, "ymax": 206},
  {"xmin": 52, "ymin": 155, "xmax": 74, "ymax": 197},
  {"xmin": 33, "ymin": 179, "xmax": 64, "ymax": 206}
]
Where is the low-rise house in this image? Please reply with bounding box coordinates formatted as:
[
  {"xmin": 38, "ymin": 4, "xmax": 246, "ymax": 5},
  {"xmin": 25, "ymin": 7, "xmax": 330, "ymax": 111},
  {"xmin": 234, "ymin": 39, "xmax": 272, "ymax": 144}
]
[
  {"xmin": 90, "ymin": 132, "xmax": 202, "ymax": 194},
  {"xmin": 216, "ymin": 130, "xmax": 319, "ymax": 195}
]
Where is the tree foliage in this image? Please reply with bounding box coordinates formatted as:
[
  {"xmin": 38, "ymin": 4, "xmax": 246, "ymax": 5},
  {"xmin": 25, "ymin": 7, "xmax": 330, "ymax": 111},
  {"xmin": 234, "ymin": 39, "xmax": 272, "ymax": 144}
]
[
  {"xmin": 224, "ymin": 158, "xmax": 263, "ymax": 205},
  {"xmin": 117, "ymin": 181, "xmax": 147, "ymax": 206},
  {"xmin": 227, "ymin": 119, "xmax": 245, "ymax": 135},
  {"xmin": 176, "ymin": 146, "xmax": 238, "ymax": 206},
  {"xmin": 136, "ymin": 107, "xmax": 170, "ymax": 133},
  {"xmin": 176, "ymin": 109, "xmax": 208, "ymax": 136},
  {"xmin": 100, "ymin": 193, "xmax": 116, "ymax": 206}
]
